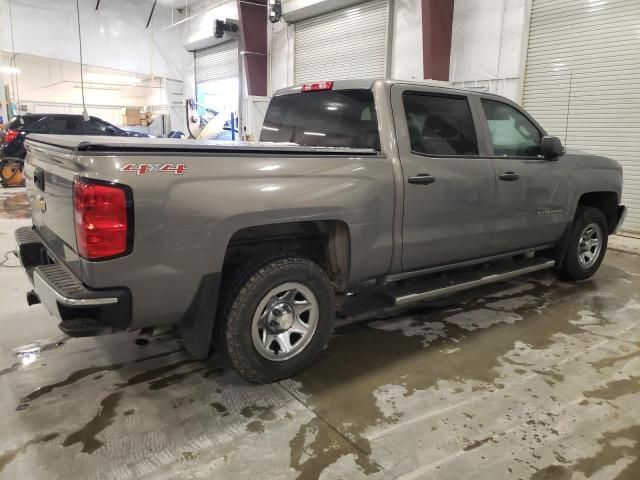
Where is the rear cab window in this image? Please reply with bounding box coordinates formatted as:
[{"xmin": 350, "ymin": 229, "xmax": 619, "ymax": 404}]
[
  {"xmin": 260, "ymin": 89, "xmax": 380, "ymax": 150},
  {"xmin": 6, "ymin": 115, "xmax": 46, "ymax": 130},
  {"xmin": 402, "ymin": 93, "xmax": 478, "ymax": 156}
]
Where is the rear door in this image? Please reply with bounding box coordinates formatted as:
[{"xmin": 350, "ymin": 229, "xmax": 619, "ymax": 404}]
[
  {"xmin": 475, "ymin": 96, "xmax": 569, "ymax": 250},
  {"xmin": 391, "ymin": 85, "xmax": 499, "ymax": 271}
]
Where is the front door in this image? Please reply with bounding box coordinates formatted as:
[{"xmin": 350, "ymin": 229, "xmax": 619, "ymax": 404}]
[
  {"xmin": 476, "ymin": 97, "xmax": 570, "ymax": 251},
  {"xmin": 392, "ymin": 86, "xmax": 499, "ymax": 271}
]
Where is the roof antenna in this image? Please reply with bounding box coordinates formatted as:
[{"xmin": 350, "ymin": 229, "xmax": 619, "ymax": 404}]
[{"xmin": 75, "ymin": 0, "xmax": 89, "ymax": 121}]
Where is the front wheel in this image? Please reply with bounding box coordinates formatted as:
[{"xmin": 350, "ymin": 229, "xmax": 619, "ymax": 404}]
[
  {"xmin": 221, "ymin": 255, "xmax": 335, "ymax": 383},
  {"xmin": 558, "ymin": 206, "xmax": 609, "ymax": 281}
]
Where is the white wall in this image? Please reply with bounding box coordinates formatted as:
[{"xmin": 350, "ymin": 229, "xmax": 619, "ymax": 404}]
[
  {"xmin": 0, "ymin": 0, "xmax": 183, "ymax": 79},
  {"xmin": 450, "ymin": 0, "xmax": 530, "ymax": 102},
  {"xmin": 12, "ymin": 55, "xmax": 152, "ymax": 105},
  {"xmin": 268, "ymin": 0, "xmax": 424, "ymax": 95},
  {"xmin": 3, "ymin": 53, "xmax": 169, "ymax": 127},
  {"xmin": 391, "ymin": 0, "xmax": 423, "ymax": 81},
  {"xmin": 268, "ymin": 21, "xmax": 294, "ymax": 95}
]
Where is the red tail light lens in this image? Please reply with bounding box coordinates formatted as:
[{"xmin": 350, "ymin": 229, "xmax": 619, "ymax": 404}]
[
  {"xmin": 73, "ymin": 179, "xmax": 131, "ymax": 260},
  {"xmin": 301, "ymin": 81, "xmax": 334, "ymax": 92},
  {"xmin": 4, "ymin": 129, "xmax": 19, "ymax": 144}
]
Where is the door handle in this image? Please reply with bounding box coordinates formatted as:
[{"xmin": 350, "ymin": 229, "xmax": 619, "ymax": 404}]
[
  {"xmin": 408, "ymin": 174, "xmax": 436, "ymax": 185},
  {"xmin": 499, "ymin": 172, "xmax": 520, "ymax": 181}
]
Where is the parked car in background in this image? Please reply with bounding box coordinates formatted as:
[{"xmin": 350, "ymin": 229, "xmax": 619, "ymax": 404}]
[
  {"xmin": 0, "ymin": 114, "xmax": 48, "ymax": 145},
  {"xmin": 1, "ymin": 114, "xmax": 149, "ymax": 160}
]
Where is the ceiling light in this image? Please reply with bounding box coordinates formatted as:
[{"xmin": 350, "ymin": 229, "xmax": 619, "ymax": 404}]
[{"xmin": 85, "ymin": 72, "xmax": 142, "ymax": 85}]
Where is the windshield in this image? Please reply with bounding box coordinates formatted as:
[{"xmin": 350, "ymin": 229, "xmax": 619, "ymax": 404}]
[{"xmin": 260, "ymin": 89, "xmax": 380, "ymax": 150}]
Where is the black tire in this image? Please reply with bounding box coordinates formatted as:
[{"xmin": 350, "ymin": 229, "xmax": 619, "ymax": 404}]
[
  {"xmin": 220, "ymin": 255, "xmax": 335, "ymax": 383},
  {"xmin": 558, "ymin": 206, "xmax": 609, "ymax": 281}
]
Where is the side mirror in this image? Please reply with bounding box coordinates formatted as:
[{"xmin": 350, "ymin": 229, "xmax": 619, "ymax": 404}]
[
  {"xmin": 105, "ymin": 126, "xmax": 117, "ymax": 134},
  {"xmin": 540, "ymin": 136, "xmax": 564, "ymax": 159}
]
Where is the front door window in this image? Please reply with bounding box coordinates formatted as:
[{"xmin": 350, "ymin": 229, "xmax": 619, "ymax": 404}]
[{"xmin": 482, "ymin": 99, "xmax": 542, "ymax": 157}]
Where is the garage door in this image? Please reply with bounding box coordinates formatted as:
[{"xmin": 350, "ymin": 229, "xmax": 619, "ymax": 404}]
[
  {"xmin": 523, "ymin": 0, "xmax": 640, "ymax": 235},
  {"xmin": 294, "ymin": 0, "xmax": 390, "ymax": 84},
  {"xmin": 195, "ymin": 41, "xmax": 238, "ymax": 84}
]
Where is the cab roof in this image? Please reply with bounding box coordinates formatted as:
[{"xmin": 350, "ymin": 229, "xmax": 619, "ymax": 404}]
[{"xmin": 272, "ymin": 78, "xmax": 489, "ymax": 97}]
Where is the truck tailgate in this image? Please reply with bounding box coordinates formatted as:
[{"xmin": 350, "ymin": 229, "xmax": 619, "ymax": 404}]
[{"xmin": 24, "ymin": 139, "xmax": 81, "ymax": 260}]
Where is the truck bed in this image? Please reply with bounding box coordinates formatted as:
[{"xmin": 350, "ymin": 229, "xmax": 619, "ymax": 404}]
[
  {"xmin": 21, "ymin": 132, "xmax": 395, "ymax": 349},
  {"xmin": 26, "ymin": 134, "xmax": 379, "ymax": 156}
]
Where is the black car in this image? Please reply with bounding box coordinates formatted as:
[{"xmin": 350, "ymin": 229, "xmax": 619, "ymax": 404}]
[
  {"xmin": 1, "ymin": 114, "xmax": 149, "ymax": 160},
  {"xmin": 1, "ymin": 114, "xmax": 48, "ymax": 145}
]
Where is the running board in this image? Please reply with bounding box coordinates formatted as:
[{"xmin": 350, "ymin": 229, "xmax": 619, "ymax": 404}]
[{"xmin": 385, "ymin": 258, "xmax": 555, "ymax": 306}]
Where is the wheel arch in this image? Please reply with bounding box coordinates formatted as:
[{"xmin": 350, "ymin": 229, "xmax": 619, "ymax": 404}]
[
  {"xmin": 221, "ymin": 219, "xmax": 352, "ymax": 292},
  {"xmin": 576, "ymin": 191, "xmax": 619, "ymax": 234},
  {"xmin": 178, "ymin": 220, "xmax": 351, "ymax": 359}
]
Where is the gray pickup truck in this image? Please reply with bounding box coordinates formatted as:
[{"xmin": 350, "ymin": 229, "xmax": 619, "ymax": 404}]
[{"xmin": 15, "ymin": 79, "xmax": 626, "ymax": 383}]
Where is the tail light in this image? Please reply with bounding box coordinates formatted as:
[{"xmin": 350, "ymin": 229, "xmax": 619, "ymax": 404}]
[
  {"xmin": 73, "ymin": 179, "xmax": 132, "ymax": 260},
  {"xmin": 301, "ymin": 81, "xmax": 333, "ymax": 92},
  {"xmin": 4, "ymin": 129, "xmax": 19, "ymax": 144}
]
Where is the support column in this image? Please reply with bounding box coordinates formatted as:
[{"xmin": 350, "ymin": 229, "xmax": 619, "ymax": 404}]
[
  {"xmin": 237, "ymin": 0, "xmax": 268, "ymax": 96},
  {"xmin": 422, "ymin": 0, "xmax": 454, "ymax": 81}
]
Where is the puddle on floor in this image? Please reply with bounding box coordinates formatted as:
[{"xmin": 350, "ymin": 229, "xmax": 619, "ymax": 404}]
[{"xmin": 286, "ymin": 261, "xmax": 640, "ymax": 478}]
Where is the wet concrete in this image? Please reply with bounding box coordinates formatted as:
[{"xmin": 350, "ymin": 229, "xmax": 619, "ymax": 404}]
[{"xmin": 0, "ymin": 197, "xmax": 639, "ymax": 479}]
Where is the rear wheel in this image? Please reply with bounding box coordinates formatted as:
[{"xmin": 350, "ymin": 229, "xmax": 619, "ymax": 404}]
[
  {"xmin": 558, "ymin": 206, "xmax": 608, "ymax": 281},
  {"xmin": 221, "ymin": 255, "xmax": 335, "ymax": 383}
]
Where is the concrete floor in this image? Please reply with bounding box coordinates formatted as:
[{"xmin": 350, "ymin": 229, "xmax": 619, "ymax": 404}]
[{"xmin": 1, "ymin": 187, "xmax": 639, "ymax": 480}]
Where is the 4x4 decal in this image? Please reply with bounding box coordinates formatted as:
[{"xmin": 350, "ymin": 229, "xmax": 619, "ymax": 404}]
[{"xmin": 120, "ymin": 163, "xmax": 188, "ymax": 175}]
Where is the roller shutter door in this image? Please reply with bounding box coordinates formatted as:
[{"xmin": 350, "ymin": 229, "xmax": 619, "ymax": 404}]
[
  {"xmin": 294, "ymin": 0, "xmax": 389, "ymax": 84},
  {"xmin": 195, "ymin": 41, "xmax": 238, "ymax": 83},
  {"xmin": 523, "ymin": 0, "xmax": 640, "ymax": 234}
]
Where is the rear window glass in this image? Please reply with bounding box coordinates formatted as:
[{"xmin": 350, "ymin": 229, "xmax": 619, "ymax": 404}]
[
  {"xmin": 6, "ymin": 115, "xmax": 46, "ymax": 130},
  {"xmin": 260, "ymin": 89, "xmax": 380, "ymax": 150},
  {"xmin": 403, "ymin": 93, "xmax": 478, "ymax": 156},
  {"xmin": 30, "ymin": 116, "xmax": 85, "ymax": 133}
]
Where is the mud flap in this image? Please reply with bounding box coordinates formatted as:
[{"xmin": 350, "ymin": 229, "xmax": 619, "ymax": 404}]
[
  {"xmin": 552, "ymin": 222, "xmax": 573, "ymax": 271},
  {"xmin": 179, "ymin": 272, "xmax": 221, "ymax": 359}
]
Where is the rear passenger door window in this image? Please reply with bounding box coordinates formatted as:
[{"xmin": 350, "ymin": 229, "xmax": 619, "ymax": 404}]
[
  {"xmin": 402, "ymin": 93, "xmax": 478, "ymax": 156},
  {"xmin": 41, "ymin": 117, "xmax": 68, "ymax": 133},
  {"xmin": 481, "ymin": 99, "xmax": 542, "ymax": 157}
]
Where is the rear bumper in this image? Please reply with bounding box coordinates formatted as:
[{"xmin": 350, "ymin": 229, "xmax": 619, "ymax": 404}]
[{"xmin": 15, "ymin": 226, "xmax": 131, "ymax": 336}]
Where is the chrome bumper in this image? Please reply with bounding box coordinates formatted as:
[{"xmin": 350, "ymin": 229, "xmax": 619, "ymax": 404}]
[{"xmin": 14, "ymin": 226, "xmax": 131, "ymax": 335}]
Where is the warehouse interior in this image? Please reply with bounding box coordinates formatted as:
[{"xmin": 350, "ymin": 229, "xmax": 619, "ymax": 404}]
[{"xmin": 0, "ymin": 0, "xmax": 639, "ymax": 479}]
